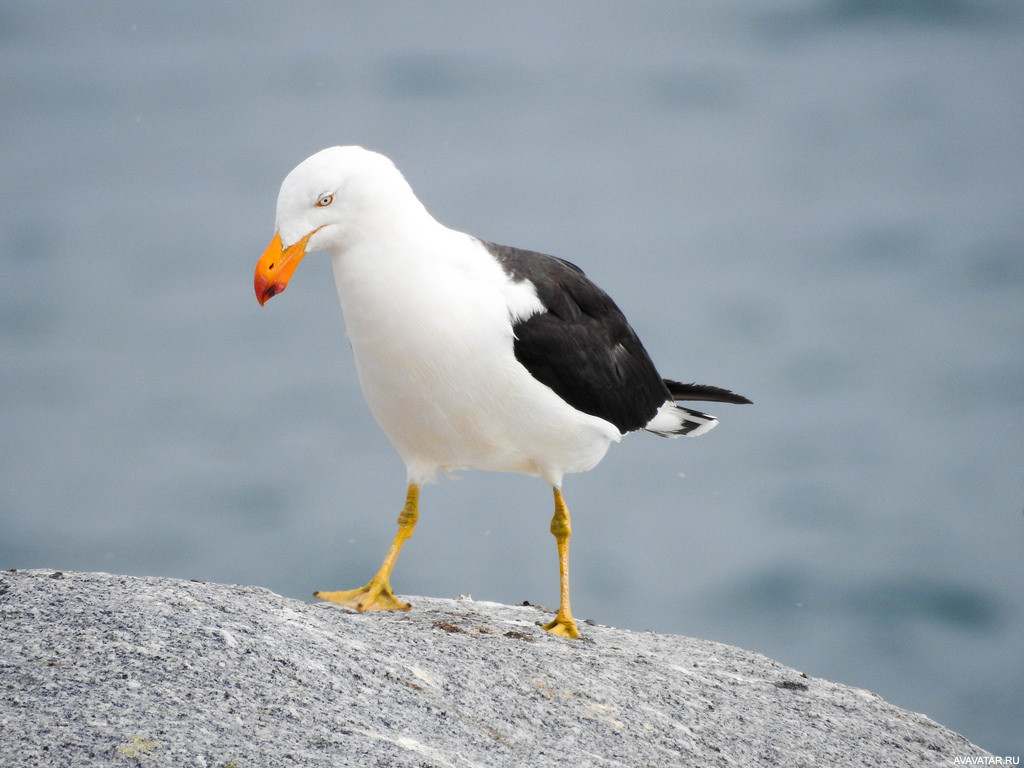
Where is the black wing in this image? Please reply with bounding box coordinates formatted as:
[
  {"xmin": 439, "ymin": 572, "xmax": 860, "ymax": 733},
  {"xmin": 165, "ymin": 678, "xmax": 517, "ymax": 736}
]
[
  {"xmin": 484, "ymin": 241, "xmax": 670, "ymax": 434},
  {"xmin": 663, "ymin": 380, "xmax": 752, "ymax": 405}
]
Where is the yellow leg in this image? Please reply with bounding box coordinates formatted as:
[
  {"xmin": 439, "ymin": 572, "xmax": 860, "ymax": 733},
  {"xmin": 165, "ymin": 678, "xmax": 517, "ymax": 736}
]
[
  {"xmin": 541, "ymin": 487, "xmax": 580, "ymax": 639},
  {"xmin": 315, "ymin": 484, "xmax": 419, "ymax": 612}
]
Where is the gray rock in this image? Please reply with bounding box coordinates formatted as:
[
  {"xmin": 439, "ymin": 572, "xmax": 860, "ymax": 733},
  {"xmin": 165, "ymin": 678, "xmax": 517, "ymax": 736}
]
[{"xmin": 0, "ymin": 569, "xmax": 989, "ymax": 767}]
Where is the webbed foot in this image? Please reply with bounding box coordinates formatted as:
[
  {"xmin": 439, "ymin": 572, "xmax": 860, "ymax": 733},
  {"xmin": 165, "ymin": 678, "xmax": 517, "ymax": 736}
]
[{"xmin": 315, "ymin": 579, "xmax": 411, "ymax": 612}]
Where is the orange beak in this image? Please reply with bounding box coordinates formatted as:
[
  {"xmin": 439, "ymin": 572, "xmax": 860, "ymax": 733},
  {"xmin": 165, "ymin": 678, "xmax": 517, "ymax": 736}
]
[{"xmin": 254, "ymin": 227, "xmax": 323, "ymax": 306}]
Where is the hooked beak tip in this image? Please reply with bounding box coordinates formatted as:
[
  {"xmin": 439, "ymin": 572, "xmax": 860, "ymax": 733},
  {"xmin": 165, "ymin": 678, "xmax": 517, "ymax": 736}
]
[{"xmin": 254, "ymin": 276, "xmax": 285, "ymax": 306}]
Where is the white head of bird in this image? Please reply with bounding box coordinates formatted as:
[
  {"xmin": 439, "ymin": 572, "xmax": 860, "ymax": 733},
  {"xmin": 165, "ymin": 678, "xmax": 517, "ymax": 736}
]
[{"xmin": 256, "ymin": 146, "xmax": 433, "ymax": 305}]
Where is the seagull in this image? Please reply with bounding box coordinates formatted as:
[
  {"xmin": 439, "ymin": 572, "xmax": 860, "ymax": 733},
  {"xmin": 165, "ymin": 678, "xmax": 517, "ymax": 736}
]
[{"xmin": 254, "ymin": 146, "xmax": 750, "ymax": 638}]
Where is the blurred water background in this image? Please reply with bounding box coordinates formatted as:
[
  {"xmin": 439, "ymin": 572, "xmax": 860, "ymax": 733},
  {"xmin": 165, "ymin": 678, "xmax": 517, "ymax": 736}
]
[{"xmin": 2, "ymin": 0, "xmax": 1021, "ymax": 756}]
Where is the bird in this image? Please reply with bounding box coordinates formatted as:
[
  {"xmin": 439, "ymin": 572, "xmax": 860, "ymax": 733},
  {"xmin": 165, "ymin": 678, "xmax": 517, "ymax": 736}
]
[{"xmin": 254, "ymin": 146, "xmax": 750, "ymax": 638}]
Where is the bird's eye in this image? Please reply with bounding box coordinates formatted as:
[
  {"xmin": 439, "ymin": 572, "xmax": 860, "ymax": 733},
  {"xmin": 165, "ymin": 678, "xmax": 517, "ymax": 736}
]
[{"xmin": 316, "ymin": 194, "xmax": 334, "ymax": 208}]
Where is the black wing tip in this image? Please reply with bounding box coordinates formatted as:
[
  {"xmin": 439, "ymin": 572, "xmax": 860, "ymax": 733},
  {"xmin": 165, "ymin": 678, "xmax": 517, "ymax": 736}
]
[{"xmin": 663, "ymin": 379, "xmax": 753, "ymax": 405}]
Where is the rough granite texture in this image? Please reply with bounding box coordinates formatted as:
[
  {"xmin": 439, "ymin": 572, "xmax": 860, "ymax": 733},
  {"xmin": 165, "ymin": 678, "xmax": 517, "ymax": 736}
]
[{"xmin": 0, "ymin": 569, "xmax": 990, "ymax": 767}]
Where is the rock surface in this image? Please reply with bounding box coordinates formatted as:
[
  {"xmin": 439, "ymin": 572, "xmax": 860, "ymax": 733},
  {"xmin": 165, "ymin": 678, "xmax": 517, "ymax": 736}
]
[{"xmin": 0, "ymin": 569, "xmax": 990, "ymax": 767}]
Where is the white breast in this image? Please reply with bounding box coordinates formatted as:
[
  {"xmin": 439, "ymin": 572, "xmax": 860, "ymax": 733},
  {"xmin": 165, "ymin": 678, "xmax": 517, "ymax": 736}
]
[{"xmin": 330, "ymin": 224, "xmax": 620, "ymax": 487}]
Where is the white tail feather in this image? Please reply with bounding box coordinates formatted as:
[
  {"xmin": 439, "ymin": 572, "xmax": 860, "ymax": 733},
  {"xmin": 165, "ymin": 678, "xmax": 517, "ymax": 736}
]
[{"xmin": 644, "ymin": 402, "xmax": 719, "ymax": 438}]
